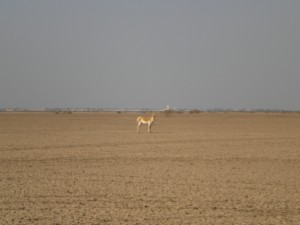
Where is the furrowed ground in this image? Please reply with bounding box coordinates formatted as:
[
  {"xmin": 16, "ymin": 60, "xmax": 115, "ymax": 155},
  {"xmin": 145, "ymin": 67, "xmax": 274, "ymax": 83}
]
[{"xmin": 0, "ymin": 112, "xmax": 300, "ymax": 224}]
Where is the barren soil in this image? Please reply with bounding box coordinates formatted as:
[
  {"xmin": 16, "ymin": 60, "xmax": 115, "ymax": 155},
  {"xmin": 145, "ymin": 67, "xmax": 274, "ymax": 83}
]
[{"xmin": 0, "ymin": 112, "xmax": 300, "ymax": 224}]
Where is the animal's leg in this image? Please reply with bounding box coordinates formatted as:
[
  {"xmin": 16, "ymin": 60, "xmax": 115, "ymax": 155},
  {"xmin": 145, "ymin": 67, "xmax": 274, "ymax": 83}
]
[{"xmin": 137, "ymin": 122, "xmax": 141, "ymax": 133}]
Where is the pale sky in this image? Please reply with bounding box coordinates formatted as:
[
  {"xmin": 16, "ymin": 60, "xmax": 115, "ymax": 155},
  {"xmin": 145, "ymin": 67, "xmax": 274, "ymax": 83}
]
[{"xmin": 1, "ymin": 0, "xmax": 300, "ymax": 110}]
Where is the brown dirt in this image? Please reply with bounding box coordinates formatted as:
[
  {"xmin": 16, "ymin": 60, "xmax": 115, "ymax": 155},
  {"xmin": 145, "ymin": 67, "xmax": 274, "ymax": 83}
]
[{"xmin": 0, "ymin": 112, "xmax": 300, "ymax": 225}]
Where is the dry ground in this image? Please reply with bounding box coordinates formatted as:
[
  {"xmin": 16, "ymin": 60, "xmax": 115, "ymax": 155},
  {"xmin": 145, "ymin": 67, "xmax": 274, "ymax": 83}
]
[{"xmin": 0, "ymin": 112, "xmax": 300, "ymax": 225}]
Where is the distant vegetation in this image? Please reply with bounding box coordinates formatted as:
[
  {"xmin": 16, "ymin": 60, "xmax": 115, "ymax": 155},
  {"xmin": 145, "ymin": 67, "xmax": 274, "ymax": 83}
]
[
  {"xmin": 162, "ymin": 109, "xmax": 184, "ymax": 117},
  {"xmin": 54, "ymin": 111, "xmax": 73, "ymax": 114},
  {"xmin": 189, "ymin": 109, "xmax": 202, "ymax": 114}
]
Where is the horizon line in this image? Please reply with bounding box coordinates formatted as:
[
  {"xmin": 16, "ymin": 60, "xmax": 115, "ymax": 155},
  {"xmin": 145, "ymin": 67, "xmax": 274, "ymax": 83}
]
[{"xmin": 1, "ymin": 107, "xmax": 300, "ymax": 113}]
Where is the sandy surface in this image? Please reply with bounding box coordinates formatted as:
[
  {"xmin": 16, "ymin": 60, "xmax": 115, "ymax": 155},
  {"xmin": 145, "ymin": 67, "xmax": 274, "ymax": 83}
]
[{"xmin": 0, "ymin": 112, "xmax": 300, "ymax": 224}]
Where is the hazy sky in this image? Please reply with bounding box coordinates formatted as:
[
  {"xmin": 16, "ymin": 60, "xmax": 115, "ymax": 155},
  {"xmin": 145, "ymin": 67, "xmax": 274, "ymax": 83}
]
[{"xmin": 1, "ymin": 0, "xmax": 300, "ymax": 110}]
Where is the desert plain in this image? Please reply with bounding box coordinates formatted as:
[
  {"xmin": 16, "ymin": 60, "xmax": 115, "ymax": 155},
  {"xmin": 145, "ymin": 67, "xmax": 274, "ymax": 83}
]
[{"xmin": 0, "ymin": 111, "xmax": 299, "ymax": 225}]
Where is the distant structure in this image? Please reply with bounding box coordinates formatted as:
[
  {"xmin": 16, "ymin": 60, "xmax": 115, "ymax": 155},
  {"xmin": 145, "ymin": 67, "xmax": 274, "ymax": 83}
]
[{"xmin": 164, "ymin": 105, "xmax": 176, "ymax": 111}]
